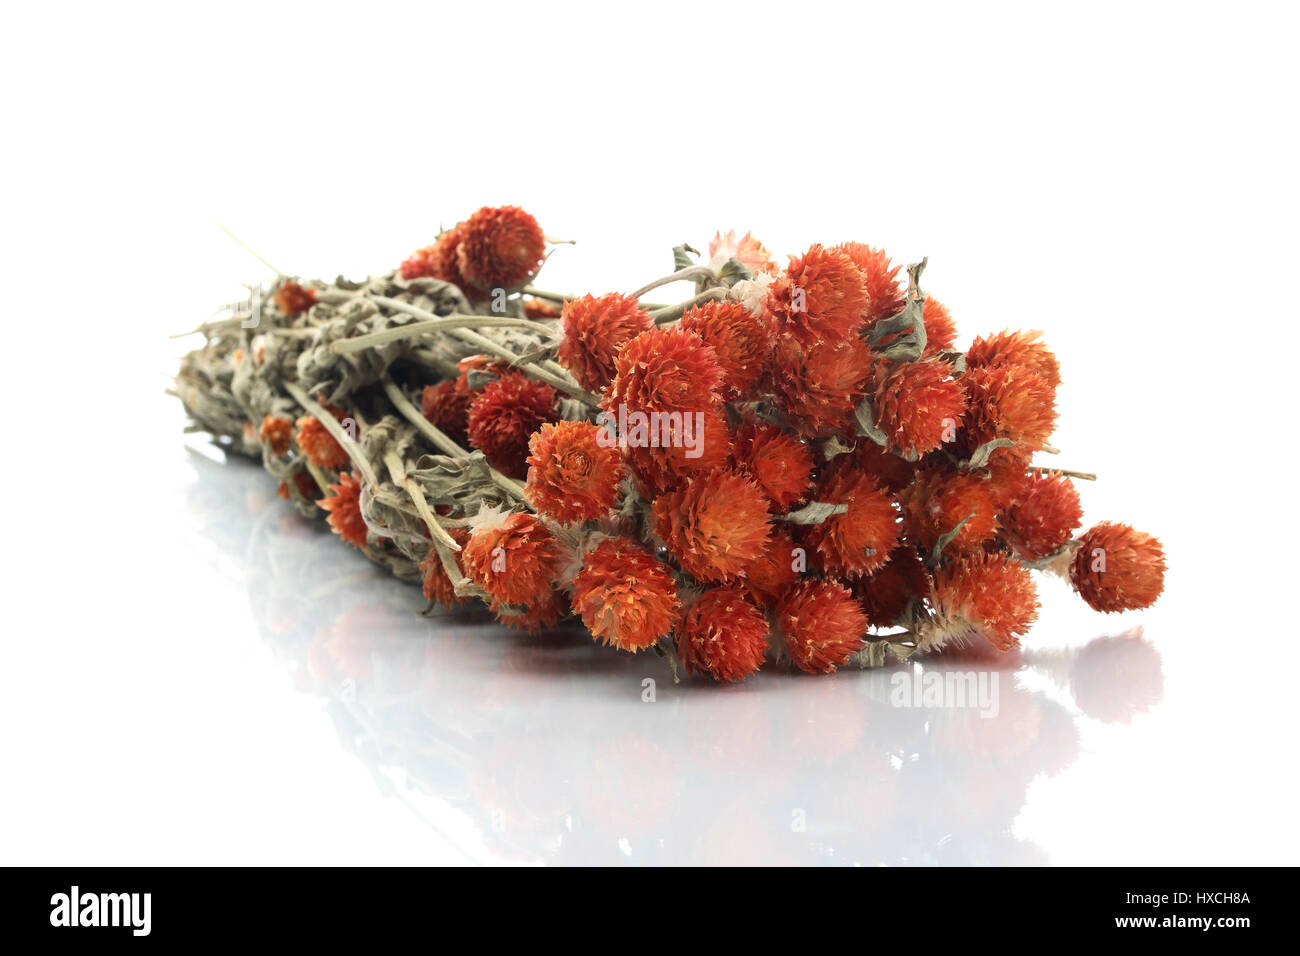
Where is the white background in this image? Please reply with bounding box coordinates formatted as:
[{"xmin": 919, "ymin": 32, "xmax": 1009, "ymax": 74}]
[{"xmin": 1, "ymin": 1, "xmax": 1297, "ymax": 865}]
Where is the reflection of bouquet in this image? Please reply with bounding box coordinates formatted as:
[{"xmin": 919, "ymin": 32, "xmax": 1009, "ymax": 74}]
[{"xmin": 176, "ymin": 206, "xmax": 1165, "ymax": 681}]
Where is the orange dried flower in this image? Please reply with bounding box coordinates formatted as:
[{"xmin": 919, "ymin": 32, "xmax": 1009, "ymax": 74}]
[
  {"xmin": 272, "ymin": 281, "xmax": 316, "ymax": 317},
  {"xmin": 768, "ymin": 244, "xmax": 869, "ymax": 348},
  {"xmin": 420, "ymin": 379, "xmax": 475, "ymax": 447},
  {"xmin": 605, "ymin": 326, "xmax": 724, "ymax": 415},
  {"xmin": 802, "ymin": 462, "xmax": 898, "ymax": 579},
  {"xmin": 776, "ymin": 579, "xmax": 867, "ymax": 674},
  {"xmin": 961, "ymin": 364, "xmax": 1058, "ymax": 454},
  {"xmin": 742, "ymin": 527, "xmax": 804, "ymax": 607},
  {"xmin": 558, "ymin": 293, "xmax": 654, "ymax": 393},
  {"xmin": 769, "ymin": 335, "xmax": 873, "ymax": 437},
  {"xmin": 524, "ymin": 420, "xmax": 624, "ymax": 524},
  {"xmin": 455, "ymin": 205, "xmax": 546, "ymax": 291},
  {"xmin": 419, "ymin": 527, "xmax": 471, "ymax": 609},
  {"xmin": 901, "ymin": 468, "xmax": 1000, "ymax": 554},
  {"xmin": 400, "ymin": 225, "xmax": 486, "ymax": 301},
  {"xmin": 295, "ymin": 414, "xmax": 351, "ymax": 471},
  {"xmin": 834, "ymin": 242, "xmax": 905, "ymax": 325},
  {"xmin": 967, "ymin": 329, "xmax": 1062, "ymax": 390},
  {"xmin": 679, "ymin": 299, "xmax": 771, "ymax": 400},
  {"xmin": 931, "ymin": 552, "xmax": 1039, "ymax": 651},
  {"xmin": 523, "ymin": 297, "xmax": 561, "ymax": 319},
  {"xmin": 259, "ymin": 415, "xmax": 293, "ymax": 456},
  {"xmin": 399, "ymin": 244, "xmax": 438, "ymax": 280},
  {"xmin": 677, "ymin": 585, "xmax": 770, "ymax": 682},
  {"xmin": 318, "ymin": 472, "xmax": 368, "ymax": 549},
  {"xmin": 730, "ymin": 422, "xmax": 814, "ymax": 510},
  {"xmin": 922, "ymin": 297, "xmax": 958, "ymax": 354},
  {"xmin": 571, "ymin": 538, "xmax": 682, "ymax": 652},
  {"xmin": 467, "ymin": 372, "xmax": 558, "ymax": 477},
  {"xmin": 1001, "ymin": 471, "xmax": 1083, "ymax": 561},
  {"xmin": 709, "ymin": 230, "xmax": 777, "ymax": 275},
  {"xmin": 461, "ymin": 510, "xmax": 561, "ymax": 607},
  {"xmin": 851, "ymin": 439, "xmax": 918, "ymax": 493},
  {"xmin": 855, "ymin": 547, "xmax": 930, "ymax": 628},
  {"xmin": 1070, "ymin": 522, "xmax": 1166, "ymax": 613},
  {"xmin": 871, "ymin": 357, "xmax": 967, "ymax": 458},
  {"xmin": 652, "ymin": 471, "xmax": 772, "ymax": 583},
  {"xmin": 621, "ymin": 408, "xmax": 733, "ymax": 495},
  {"xmin": 492, "ymin": 591, "xmax": 565, "ymax": 634}
]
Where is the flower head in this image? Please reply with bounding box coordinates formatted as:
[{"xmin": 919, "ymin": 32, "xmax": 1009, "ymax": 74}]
[
  {"xmin": 730, "ymin": 422, "xmax": 814, "ymax": 510},
  {"xmin": 259, "ymin": 415, "xmax": 293, "ymax": 456},
  {"xmin": 742, "ymin": 527, "xmax": 803, "ymax": 607},
  {"xmin": 455, "ymin": 205, "xmax": 546, "ymax": 291},
  {"xmin": 461, "ymin": 509, "xmax": 562, "ymax": 606},
  {"xmin": 571, "ymin": 538, "xmax": 681, "ymax": 652},
  {"xmin": 295, "ymin": 411, "xmax": 351, "ymax": 471},
  {"xmin": 522, "ymin": 297, "xmax": 561, "ymax": 319},
  {"xmin": 769, "ymin": 335, "xmax": 873, "ymax": 437},
  {"xmin": 1070, "ymin": 522, "xmax": 1166, "ymax": 613},
  {"xmin": 708, "ymin": 230, "xmax": 777, "ymax": 275},
  {"xmin": 318, "ymin": 472, "xmax": 368, "ymax": 548},
  {"xmin": 557, "ymin": 293, "xmax": 654, "ymax": 392},
  {"xmin": 922, "ymin": 297, "xmax": 958, "ymax": 354},
  {"xmin": 467, "ymin": 372, "xmax": 558, "ymax": 477},
  {"xmin": 871, "ymin": 357, "xmax": 967, "ymax": 458},
  {"xmin": 900, "ymin": 468, "xmax": 1000, "ymax": 554},
  {"xmin": 525, "ymin": 420, "xmax": 625, "ymax": 524},
  {"xmin": 272, "ymin": 281, "xmax": 316, "ymax": 317},
  {"xmin": 930, "ymin": 552, "xmax": 1039, "ymax": 651},
  {"xmin": 851, "ymin": 439, "xmax": 918, "ymax": 493},
  {"xmin": 801, "ymin": 461, "xmax": 898, "ymax": 579},
  {"xmin": 420, "ymin": 379, "xmax": 475, "ymax": 447},
  {"xmin": 1001, "ymin": 471, "xmax": 1083, "ymax": 561},
  {"xmin": 677, "ymin": 585, "xmax": 770, "ymax": 682},
  {"xmin": 492, "ymin": 591, "xmax": 565, "ymax": 634},
  {"xmin": 679, "ymin": 299, "xmax": 771, "ymax": 400},
  {"xmin": 961, "ymin": 364, "xmax": 1058, "ymax": 454},
  {"xmin": 621, "ymin": 408, "xmax": 733, "ymax": 495},
  {"xmin": 776, "ymin": 579, "xmax": 867, "ymax": 674},
  {"xmin": 399, "ymin": 226, "xmax": 480, "ymax": 299},
  {"xmin": 855, "ymin": 547, "xmax": 930, "ymax": 628},
  {"xmin": 768, "ymin": 244, "xmax": 869, "ymax": 347},
  {"xmin": 652, "ymin": 471, "xmax": 772, "ymax": 583},
  {"xmin": 605, "ymin": 326, "xmax": 724, "ymax": 415},
  {"xmin": 834, "ymin": 242, "xmax": 904, "ymax": 325},
  {"xmin": 967, "ymin": 329, "xmax": 1061, "ymax": 389}
]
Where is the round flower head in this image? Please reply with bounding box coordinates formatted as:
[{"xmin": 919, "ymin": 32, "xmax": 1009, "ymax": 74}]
[
  {"xmin": 1070, "ymin": 522, "xmax": 1166, "ymax": 613},
  {"xmin": 399, "ymin": 243, "xmax": 438, "ymax": 280},
  {"xmin": 776, "ymin": 579, "xmax": 867, "ymax": 674},
  {"xmin": 421, "ymin": 379, "xmax": 475, "ymax": 447},
  {"xmin": 455, "ymin": 205, "xmax": 546, "ymax": 291},
  {"xmin": 900, "ymin": 468, "xmax": 1000, "ymax": 554},
  {"xmin": 801, "ymin": 462, "xmax": 898, "ymax": 579},
  {"xmin": 743, "ymin": 526, "xmax": 803, "ymax": 607},
  {"xmin": 461, "ymin": 508, "xmax": 562, "ymax": 607},
  {"xmin": 570, "ymin": 537, "xmax": 682, "ymax": 652},
  {"xmin": 400, "ymin": 226, "xmax": 481, "ymax": 299},
  {"xmin": 855, "ymin": 547, "xmax": 930, "ymax": 628},
  {"xmin": 419, "ymin": 527, "xmax": 471, "ymax": 609},
  {"xmin": 295, "ymin": 411, "xmax": 351, "ymax": 471},
  {"xmin": 605, "ymin": 326, "xmax": 724, "ymax": 415},
  {"xmin": 1001, "ymin": 471, "xmax": 1083, "ymax": 561},
  {"xmin": 871, "ymin": 357, "xmax": 967, "ymax": 458},
  {"xmin": 768, "ymin": 244, "xmax": 869, "ymax": 348},
  {"xmin": 522, "ymin": 297, "xmax": 561, "ymax": 319},
  {"xmin": 833, "ymin": 242, "xmax": 904, "ymax": 325},
  {"xmin": 621, "ymin": 408, "xmax": 733, "ymax": 495},
  {"xmin": 677, "ymin": 585, "xmax": 770, "ymax": 682},
  {"xmin": 272, "ymin": 280, "xmax": 316, "ymax": 317},
  {"xmin": 967, "ymin": 329, "xmax": 1062, "ymax": 390},
  {"xmin": 524, "ymin": 420, "xmax": 624, "ymax": 524},
  {"xmin": 922, "ymin": 297, "xmax": 958, "ymax": 354},
  {"xmin": 961, "ymin": 364, "xmax": 1058, "ymax": 454},
  {"xmin": 679, "ymin": 299, "xmax": 771, "ymax": 400},
  {"xmin": 729, "ymin": 422, "xmax": 814, "ymax": 510},
  {"xmin": 931, "ymin": 552, "xmax": 1039, "ymax": 651},
  {"xmin": 708, "ymin": 229, "xmax": 777, "ymax": 275},
  {"xmin": 318, "ymin": 472, "xmax": 368, "ymax": 549},
  {"xmin": 769, "ymin": 335, "xmax": 873, "ymax": 437},
  {"xmin": 467, "ymin": 372, "xmax": 558, "ymax": 477},
  {"xmin": 558, "ymin": 293, "xmax": 654, "ymax": 393},
  {"xmin": 652, "ymin": 471, "xmax": 772, "ymax": 583},
  {"xmin": 259, "ymin": 415, "xmax": 293, "ymax": 456}
]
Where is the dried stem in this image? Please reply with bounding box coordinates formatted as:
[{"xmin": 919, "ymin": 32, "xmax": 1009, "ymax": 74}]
[
  {"xmin": 284, "ymin": 381, "xmax": 379, "ymax": 487},
  {"xmin": 1030, "ymin": 465, "xmax": 1097, "ymax": 481},
  {"xmin": 631, "ymin": 266, "xmax": 718, "ymax": 299}
]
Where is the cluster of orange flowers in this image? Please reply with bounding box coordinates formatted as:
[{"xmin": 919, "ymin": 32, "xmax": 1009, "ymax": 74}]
[{"xmin": 255, "ymin": 207, "xmax": 1165, "ymax": 682}]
